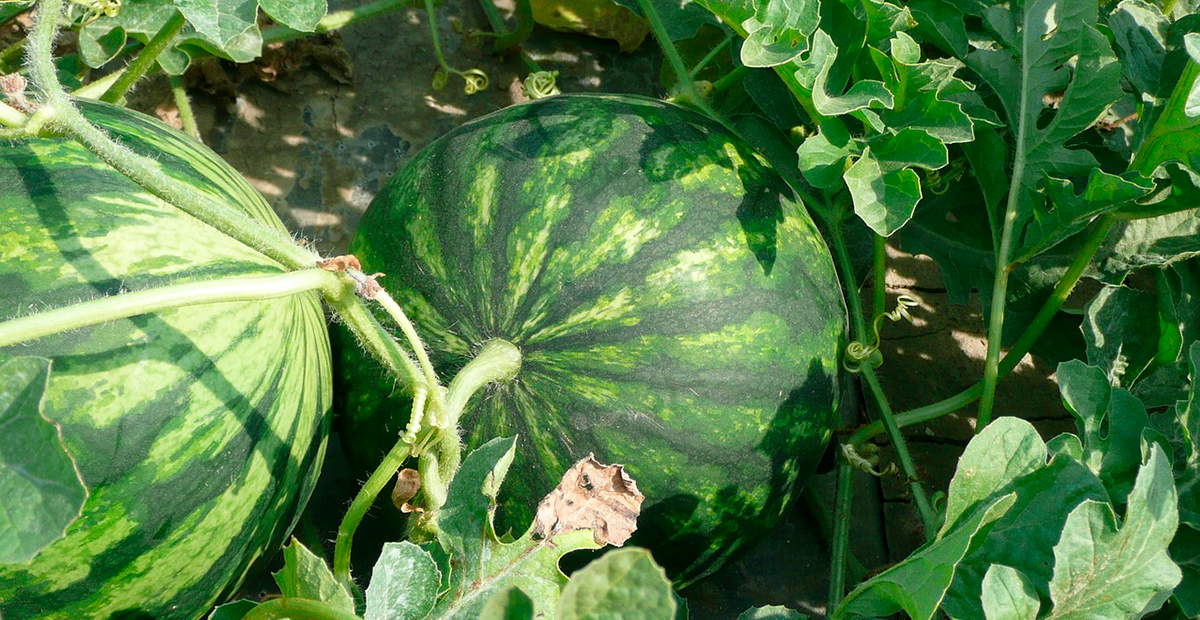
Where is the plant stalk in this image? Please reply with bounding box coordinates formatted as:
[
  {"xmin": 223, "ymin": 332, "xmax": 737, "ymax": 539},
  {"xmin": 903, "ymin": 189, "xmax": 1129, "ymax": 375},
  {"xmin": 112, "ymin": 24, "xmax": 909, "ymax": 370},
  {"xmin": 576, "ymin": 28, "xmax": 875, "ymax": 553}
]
[
  {"xmin": 168, "ymin": 73, "xmax": 200, "ymax": 139},
  {"xmin": 99, "ymin": 10, "xmax": 185, "ymax": 104},
  {"xmin": 828, "ymin": 459, "xmax": 855, "ymax": 609},
  {"xmin": 689, "ymin": 35, "xmax": 732, "ymax": 79},
  {"xmin": 26, "ymin": 0, "xmax": 316, "ymax": 271},
  {"xmin": 371, "ymin": 288, "xmax": 444, "ymax": 408},
  {"xmin": 847, "ymin": 216, "xmax": 1116, "ymax": 445},
  {"xmin": 635, "ymin": 0, "xmax": 714, "ymax": 116},
  {"xmin": 872, "ymin": 234, "xmax": 887, "ymax": 319},
  {"xmin": 860, "ymin": 366, "xmax": 937, "ymax": 537},
  {"xmin": 333, "ymin": 439, "xmax": 414, "ymax": 590},
  {"xmin": 0, "ymin": 101, "xmax": 26, "ymax": 128},
  {"xmin": 241, "ymin": 598, "xmax": 363, "ymax": 620},
  {"xmin": 0, "ymin": 270, "xmax": 343, "ymax": 348}
]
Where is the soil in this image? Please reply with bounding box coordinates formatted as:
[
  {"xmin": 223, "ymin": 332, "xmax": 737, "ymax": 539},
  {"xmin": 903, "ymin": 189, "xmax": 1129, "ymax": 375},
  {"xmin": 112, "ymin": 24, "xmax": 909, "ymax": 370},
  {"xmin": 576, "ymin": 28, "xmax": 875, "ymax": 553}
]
[{"xmin": 122, "ymin": 0, "xmax": 1070, "ymax": 615}]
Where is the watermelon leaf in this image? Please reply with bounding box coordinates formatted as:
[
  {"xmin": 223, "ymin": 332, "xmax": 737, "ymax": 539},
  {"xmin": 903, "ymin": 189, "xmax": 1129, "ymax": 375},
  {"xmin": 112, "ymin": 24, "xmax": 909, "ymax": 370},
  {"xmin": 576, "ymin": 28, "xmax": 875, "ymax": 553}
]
[
  {"xmin": 833, "ymin": 492, "xmax": 1016, "ymax": 620},
  {"xmin": 424, "ymin": 438, "xmax": 602, "ymax": 619},
  {"xmin": 273, "ymin": 538, "xmax": 355, "ymax": 615},
  {"xmin": 0, "ymin": 357, "xmax": 87, "ymax": 565},
  {"xmin": 980, "ymin": 565, "xmax": 1040, "ymax": 620},
  {"xmin": 478, "ymin": 586, "xmax": 535, "ymax": 620},
  {"xmin": 737, "ymin": 0, "xmax": 819, "ymax": 68},
  {"xmin": 1044, "ymin": 445, "xmax": 1181, "ymax": 620},
  {"xmin": 554, "ymin": 548, "xmax": 676, "ymax": 619},
  {"xmin": 258, "ymin": 0, "xmax": 326, "ymax": 32},
  {"xmin": 364, "ymin": 541, "xmax": 441, "ymax": 620}
]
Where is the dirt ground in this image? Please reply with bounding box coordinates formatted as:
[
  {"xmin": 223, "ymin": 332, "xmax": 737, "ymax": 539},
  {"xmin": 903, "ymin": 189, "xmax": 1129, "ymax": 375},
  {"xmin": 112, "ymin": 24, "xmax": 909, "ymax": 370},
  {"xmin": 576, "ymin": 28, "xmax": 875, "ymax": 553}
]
[{"xmin": 125, "ymin": 0, "xmax": 1072, "ymax": 615}]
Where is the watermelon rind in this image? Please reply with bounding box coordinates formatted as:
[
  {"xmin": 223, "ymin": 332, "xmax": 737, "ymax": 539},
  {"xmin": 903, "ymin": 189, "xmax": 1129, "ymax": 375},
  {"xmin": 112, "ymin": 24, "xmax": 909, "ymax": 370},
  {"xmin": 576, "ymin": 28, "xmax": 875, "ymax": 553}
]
[
  {"xmin": 0, "ymin": 100, "xmax": 331, "ymax": 620},
  {"xmin": 335, "ymin": 93, "xmax": 846, "ymax": 581}
]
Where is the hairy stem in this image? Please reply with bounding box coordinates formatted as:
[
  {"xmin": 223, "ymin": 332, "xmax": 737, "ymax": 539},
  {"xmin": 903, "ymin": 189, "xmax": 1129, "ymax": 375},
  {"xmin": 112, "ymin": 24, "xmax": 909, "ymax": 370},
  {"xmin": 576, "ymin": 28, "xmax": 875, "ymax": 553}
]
[
  {"xmin": 710, "ymin": 65, "xmax": 752, "ymax": 97},
  {"xmin": 326, "ymin": 294, "xmax": 423, "ymax": 390},
  {"xmin": 371, "ymin": 287, "xmax": 444, "ymax": 409},
  {"xmin": 168, "ymin": 73, "xmax": 200, "ymax": 139},
  {"xmin": 0, "ymin": 101, "xmax": 25, "ymax": 128},
  {"xmin": 847, "ymin": 216, "xmax": 1115, "ymax": 445},
  {"xmin": 860, "ymin": 366, "xmax": 937, "ymax": 537},
  {"xmin": 100, "ymin": 10, "xmax": 185, "ymax": 104},
  {"xmin": 241, "ymin": 598, "xmax": 363, "ymax": 620},
  {"xmin": 689, "ymin": 35, "xmax": 732, "ymax": 78},
  {"xmin": 333, "ymin": 439, "xmax": 414, "ymax": 590},
  {"xmin": 0, "ymin": 270, "xmax": 342, "ymax": 348},
  {"xmin": 26, "ymin": 0, "xmax": 315, "ymax": 270},
  {"xmin": 635, "ymin": 0, "xmax": 714, "ymax": 116}
]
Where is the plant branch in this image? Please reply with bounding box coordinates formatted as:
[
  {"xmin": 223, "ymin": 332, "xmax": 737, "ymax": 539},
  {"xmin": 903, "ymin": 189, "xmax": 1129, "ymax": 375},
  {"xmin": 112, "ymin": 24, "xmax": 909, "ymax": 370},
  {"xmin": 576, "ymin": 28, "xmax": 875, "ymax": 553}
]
[
  {"xmin": 689, "ymin": 35, "xmax": 732, "ymax": 79},
  {"xmin": 370, "ymin": 287, "xmax": 444, "ymax": 412},
  {"xmin": 26, "ymin": 0, "xmax": 316, "ymax": 271},
  {"xmin": 99, "ymin": 9, "xmax": 185, "ymax": 104},
  {"xmin": 333, "ymin": 439, "xmax": 414, "ymax": 590},
  {"xmin": 860, "ymin": 366, "xmax": 937, "ymax": 537},
  {"xmin": 828, "ymin": 459, "xmax": 855, "ymax": 609},
  {"xmin": 635, "ymin": 0, "xmax": 714, "ymax": 116},
  {"xmin": 872, "ymin": 234, "xmax": 886, "ymax": 319},
  {"xmin": 0, "ymin": 100, "xmax": 26, "ymax": 128},
  {"xmin": 168, "ymin": 73, "xmax": 200, "ymax": 139},
  {"xmin": 0, "ymin": 270, "xmax": 343, "ymax": 348},
  {"xmin": 241, "ymin": 598, "xmax": 363, "ymax": 620},
  {"xmin": 847, "ymin": 216, "xmax": 1116, "ymax": 445}
]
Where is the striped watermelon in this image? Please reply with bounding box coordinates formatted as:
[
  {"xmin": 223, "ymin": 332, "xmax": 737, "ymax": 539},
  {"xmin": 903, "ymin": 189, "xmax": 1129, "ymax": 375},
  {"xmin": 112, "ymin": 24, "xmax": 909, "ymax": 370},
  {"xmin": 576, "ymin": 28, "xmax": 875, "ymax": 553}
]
[
  {"xmin": 335, "ymin": 94, "xmax": 845, "ymax": 581},
  {"xmin": 0, "ymin": 100, "xmax": 331, "ymax": 619}
]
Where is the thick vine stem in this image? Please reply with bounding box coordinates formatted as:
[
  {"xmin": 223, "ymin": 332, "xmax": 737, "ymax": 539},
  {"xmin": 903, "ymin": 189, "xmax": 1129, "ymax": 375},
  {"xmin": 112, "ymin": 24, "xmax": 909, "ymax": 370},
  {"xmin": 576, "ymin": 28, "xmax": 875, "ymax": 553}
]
[
  {"xmin": 25, "ymin": 0, "xmax": 316, "ymax": 271},
  {"xmin": 0, "ymin": 270, "xmax": 343, "ymax": 348},
  {"xmin": 240, "ymin": 598, "xmax": 363, "ymax": 620},
  {"xmin": 168, "ymin": 73, "xmax": 200, "ymax": 139},
  {"xmin": 333, "ymin": 439, "xmax": 414, "ymax": 590},
  {"xmin": 635, "ymin": 0, "xmax": 715, "ymax": 118}
]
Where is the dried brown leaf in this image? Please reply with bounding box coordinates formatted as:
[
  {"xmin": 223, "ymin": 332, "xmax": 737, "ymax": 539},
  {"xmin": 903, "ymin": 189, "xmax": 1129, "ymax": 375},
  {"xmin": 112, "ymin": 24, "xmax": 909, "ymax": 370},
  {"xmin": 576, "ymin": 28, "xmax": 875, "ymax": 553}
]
[
  {"xmin": 533, "ymin": 454, "xmax": 644, "ymax": 547},
  {"xmin": 391, "ymin": 467, "xmax": 421, "ymax": 512}
]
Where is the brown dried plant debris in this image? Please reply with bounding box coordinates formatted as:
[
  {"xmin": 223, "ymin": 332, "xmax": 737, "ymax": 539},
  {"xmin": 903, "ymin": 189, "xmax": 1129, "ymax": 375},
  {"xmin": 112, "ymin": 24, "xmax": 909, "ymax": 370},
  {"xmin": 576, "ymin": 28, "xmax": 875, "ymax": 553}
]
[
  {"xmin": 392, "ymin": 467, "xmax": 423, "ymax": 513},
  {"xmin": 533, "ymin": 455, "xmax": 644, "ymax": 547}
]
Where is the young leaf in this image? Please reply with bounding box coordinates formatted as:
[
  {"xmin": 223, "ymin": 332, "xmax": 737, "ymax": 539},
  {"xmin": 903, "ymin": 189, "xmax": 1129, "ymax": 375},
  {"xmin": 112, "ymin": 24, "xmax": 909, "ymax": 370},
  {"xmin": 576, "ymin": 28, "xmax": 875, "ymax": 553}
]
[
  {"xmin": 843, "ymin": 129, "xmax": 948, "ymax": 236},
  {"xmin": 739, "ymin": 0, "xmax": 819, "ymax": 67},
  {"xmin": 1043, "ymin": 445, "xmax": 1182, "ymax": 619},
  {"xmin": 833, "ymin": 493, "xmax": 1016, "ymax": 620},
  {"xmin": 479, "ymin": 586, "xmax": 535, "ymax": 620},
  {"xmin": 801, "ymin": 30, "xmax": 893, "ymax": 116},
  {"xmin": 174, "ymin": 0, "xmax": 257, "ymax": 49},
  {"xmin": 0, "ymin": 357, "xmax": 87, "ymax": 565},
  {"xmin": 273, "ymin": 538, "xmax": 355, "ymax": 614},
  {"xmin": 940, "ymin": 417, "xmax": 1046, "ymax": 533},
  {"xmin": 555, "ymin": 548, "xmax": 676, "ymax": 620},
  {"xmin": 427, "ymin": 439, "xmax": 605, "ymax": 619},
  {"xmin": 1057, "ymin": 360, "xmax": 1151, "ymax": 502},
  {"xmin": 797, "ymin": 118, "xmax": 858, "ymax": 189},
  {"xmin": 980, "ymin": 565, "xmax": 1039, "ymax": 620},
  {"xmin": 364, "ymin": 541, "xmax": 441, "ymax": 620}
]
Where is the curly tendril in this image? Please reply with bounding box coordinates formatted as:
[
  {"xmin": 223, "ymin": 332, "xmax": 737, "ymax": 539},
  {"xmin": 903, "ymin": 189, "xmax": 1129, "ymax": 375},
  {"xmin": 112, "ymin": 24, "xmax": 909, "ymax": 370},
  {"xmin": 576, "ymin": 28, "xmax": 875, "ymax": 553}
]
[
  {"xmin": 840, "ymin": 443, "xmax": 898, "ymax": 477},
  {"xmin": 424, "ymin": 0, "xmax": 489, "ymax": 95},
  {"xmin": 844, "ymin": 294, "xmax": 921, "ymax": 373},
  {"xmin": 523, "ymin": 70, "xmax": 561, "ymax": 99},
  {"xmin": 925, "ymin": 158, "xmax": 968, "ymax": 195}
]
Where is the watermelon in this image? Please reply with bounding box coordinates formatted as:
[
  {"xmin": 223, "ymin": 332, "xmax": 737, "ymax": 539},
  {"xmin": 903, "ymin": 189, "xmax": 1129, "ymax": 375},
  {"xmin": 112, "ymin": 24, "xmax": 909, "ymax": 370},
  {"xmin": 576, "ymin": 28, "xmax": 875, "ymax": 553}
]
[
  {"xmin": 335, "ymin": 93, "xmax": 846, "ymax": 581},
  {"xmin": 0, "ymin": 100, "xmax": 331, "ymax": 619}
]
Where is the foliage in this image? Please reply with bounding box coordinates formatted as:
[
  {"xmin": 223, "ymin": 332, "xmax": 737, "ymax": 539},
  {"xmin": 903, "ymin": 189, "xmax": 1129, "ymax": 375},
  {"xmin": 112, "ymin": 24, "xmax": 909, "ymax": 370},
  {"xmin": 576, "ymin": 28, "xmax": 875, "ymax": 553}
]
[{"xmin": 3, "ymin": 0, "xmax": 1200, "ymax": 616}]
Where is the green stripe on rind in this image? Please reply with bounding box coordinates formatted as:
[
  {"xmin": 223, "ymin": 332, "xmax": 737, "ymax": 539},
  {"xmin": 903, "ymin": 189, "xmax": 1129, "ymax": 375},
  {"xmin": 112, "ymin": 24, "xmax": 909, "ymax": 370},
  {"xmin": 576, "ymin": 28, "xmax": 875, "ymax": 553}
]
[
  {"xmin": 334, "ymin": 94, "xmax": 845, "ymax": 581},
  {"xmin": 0, "ymin": 102, "xmax": 330, "ymax": 620}
]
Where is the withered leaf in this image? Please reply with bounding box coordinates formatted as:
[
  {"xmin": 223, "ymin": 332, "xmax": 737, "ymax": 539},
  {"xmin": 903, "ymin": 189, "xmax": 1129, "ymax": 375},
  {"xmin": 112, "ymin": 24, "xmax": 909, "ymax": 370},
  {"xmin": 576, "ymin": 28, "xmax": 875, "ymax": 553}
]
[
  {"xmin": 533, "ymin": 454, "xmax": 644, "ymax": 546},
  {"xmin": 391, "ymin": 468, "xmax": 421, "ymax": 512}
]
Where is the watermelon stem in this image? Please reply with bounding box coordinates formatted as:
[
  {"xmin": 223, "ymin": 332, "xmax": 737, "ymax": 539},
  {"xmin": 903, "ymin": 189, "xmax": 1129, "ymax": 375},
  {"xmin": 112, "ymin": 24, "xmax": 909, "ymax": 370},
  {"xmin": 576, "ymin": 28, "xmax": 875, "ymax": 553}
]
[
  {"xmin": 635, "ymin": 0, "xmax": 716, "ymax": 117},
  {"xmin": 333, "ymin": 439, "xmax": 414, "ymax": 592},
  {"xmin": 0, "ymin": 270, "xmax": 343, "ymax": 348},
  {"xmin": 24, "ymin": 0, "xmax": 318, "ymax": 271},
  {"xmin": 98, "ymin": 10, "xmax": 185, "ymax": 105}
]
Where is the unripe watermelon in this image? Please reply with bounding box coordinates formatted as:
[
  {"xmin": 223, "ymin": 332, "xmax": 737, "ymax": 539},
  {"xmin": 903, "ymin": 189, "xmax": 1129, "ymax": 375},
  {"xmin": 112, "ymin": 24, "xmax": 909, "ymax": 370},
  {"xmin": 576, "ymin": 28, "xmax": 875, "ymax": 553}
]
[
  {"xmin": 335, "ymin": 94, "xmax": 845, "ymax": 581},
  {"xmin": 0, "ymin": 101, "xmax": 331, "ymax": 619}
]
